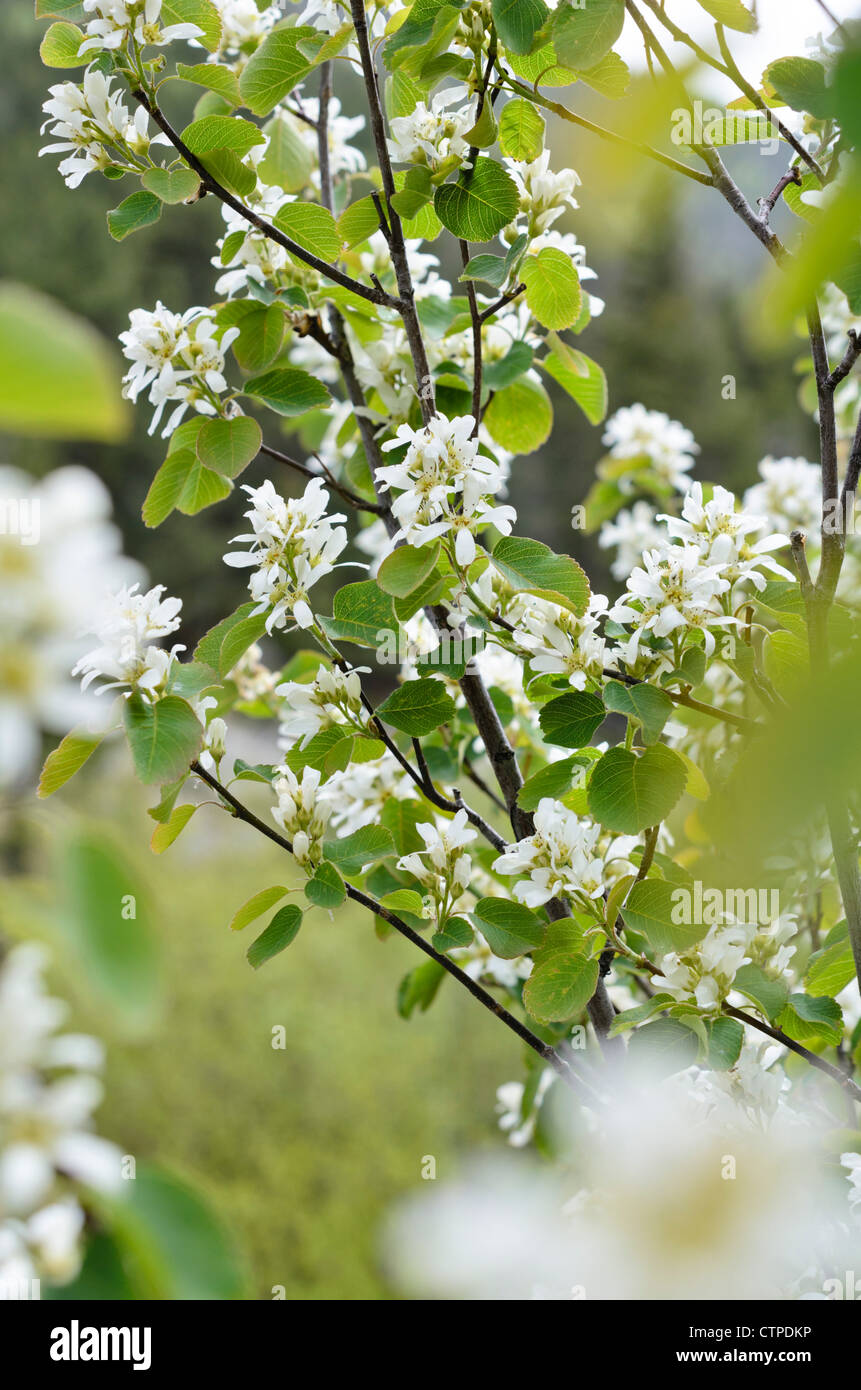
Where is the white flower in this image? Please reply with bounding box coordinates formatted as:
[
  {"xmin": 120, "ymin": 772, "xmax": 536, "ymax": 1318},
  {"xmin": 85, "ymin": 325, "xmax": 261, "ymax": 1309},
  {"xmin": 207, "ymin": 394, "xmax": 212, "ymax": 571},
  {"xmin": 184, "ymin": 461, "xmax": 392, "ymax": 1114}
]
[
  {"xmin": 507, "ymin": 149, "xmax": 580, "ymax": 235},
  {"xmin": 654, "ymin": 918, "xmax": 755, "ymax": 1011},
  {"xmin": 209, "ymin": 0, "xmax": 280, "ymax": 60},
  {"xmin": 743, "ymin": 456, "xmax": 822, "ymax": 535},
  {"xmin": 288, "ymin": 94, "xmax": 366, "ymax": 185},
  {"xmin": 493, "ymin": 800, "xmax": 607, "ymax": 909},
  {"xmin": 271, "ymin": 764, "xmax": 333, "ymax": 869},
  {"xmin": 119, "ymin": 303, "xmax": 239, "ymax": 436},
  {"xmin": 0, "ymin": 945, "xmax": 122, "ymax": 1291},
  {"xmin": 40, "ymin": 67, "xmax": 168, "ymax": 188},
  {"xmin": 397, "ymin": 809, "xmax": 477, "ymax": 927},
  {"xmin": 603, "ymin": 404, "xmax": 699, "ymax": 493},
  {"xmin": 513, "ymin": 593, "xmax": 608, "ymax": 690},
  {"xmin": 79, "ymin": 0, "xmax": 203, "ymax": 54},
  {"xmin": 389, "ymin": 87, "xmax": 477, "ymax": 172},
  {"xmin": 495, "ymin": 1071, "xmax": 554, "ymax": 1148},
  {"xmin": 609, "ymin": 544, "xmax": 736, "ymax": 663},
  {"xmin": 599, "ymin": 501, "xmax": 665, "ymax": 581},
  {"xmin": 659, "ymin": 483, "xmax": 792, "ymax": 592},
  {"xmin": 71, "ymin": 582, "xmax": 184, "ymax": 700},
  {"xmin": 276, "ymin": 663, "xmax": 368, "ymax": 749},
  {"xmin": 322, "ymin": 755, "xmax": 416, "ymax": 837},
  {"xmin": 841, "ymin": 1152, "xmax": 861, "ymax": 1220},
  {"xmin": 223, "ymin": 478, "xmax": 349, "ymax": 632},
  {"xmin": 379, "ymin": 414, "xmax": 515, "ymax": 562}
]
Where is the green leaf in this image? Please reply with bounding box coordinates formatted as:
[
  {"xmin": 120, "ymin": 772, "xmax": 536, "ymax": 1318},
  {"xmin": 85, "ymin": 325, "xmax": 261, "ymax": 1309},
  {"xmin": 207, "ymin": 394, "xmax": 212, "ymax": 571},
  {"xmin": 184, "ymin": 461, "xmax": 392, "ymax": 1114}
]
[
  {"xmin": 695, "ymin": 0, "xmax": 756, "ymax": 32},
  {"xmin": 161, "ymin": 0, "xmax": 222, "ymax": 51},
  {"xmin": 122, "ymin": 694, "xmax": 202, "ymax": 786},
  {"xmin": 193, "ymin": 603, "xmax": 264, "ymax": 676},
  {"xmin": 491, "ymin": 0, "xmax": 549, "ymax": 55},
  {"xmin": 142, "ymin": 449, "xmax": 195, "ymax": 527},
  {"xmin": 182, "ymin": 114, "xmax": 265, "ymax": 159},
  {"xmin": 218, "ymin": 301, "xmax": 286, "ymax": 373},
  {"xmin": 196, "ymin": 146, "xmax": 257, "ymax": 198},
  {"xmin": 59, "ymin": 833, "xmax": 159, "ymax": 1025},
  {"xmin": 337, "ymin": 195, "xmax": 383, "ymax": 249},
  {"xmin": 551, "ymin": 0, "xmax": 624, "ymax": 71},
  {"xmin": 806, "ymin": 933, "xmax": 856, "ymax": 998},
  {"xmin": 107, "ymin": 192, "xmax": 162, "ymax": 241},
  {"xmin": 509, "ymin": 40, "xmax": 577, "ymax": 87},
  {"xmin": 483, "ymin": 340, "xmax": 534, "ymax": 390},
  {"xmin": 620, "ymin": 878, "xmax": 706, "ymax": 954},
  {"xmin": 588, "ymin": 745, "xmax": 688, "ymax": 833},
  {"xmin": 141, "ymin": 166, "xmax": 202, "ymax": 204},
  {"xmin": 541, "ymin": 348, "xmax": 608, "ymax": 424},
  {"xmin": 377, "ymin": 679, "xmax": 456, "ymax": 736},
  {"xmin": 764, "ymin": 57, "xmax": 830, "ymax": 119},
  {"xmin": 243, "ymin": 366, "xmax": 331, "ymax": 416},
  {"xmin": 377, "ymin": 542, "xmax": 440, "ymax": 598},
  {"xmin": 273, "ymin": 201, "xmax": 341, "ymax": 261},
  {"xmin": 318, "ymin": 581, "xmax": 396, "ymax": 648},
  {"xmin": 539, "ymin": 690, "xmax": 605, "ymax": 748},
  {"xmin": 521, "ymin": 249, "xmax": 582, "ymax": 330},
  {"xmin": 39, "ymin": 21, "xmax": 87, "ymax": 66},
  {"xmin": 778, "ymin": 993, "xmax": 843, "ymax": 1047},
  {"xmin": 432, "ymin": 916, "xmax": 474, "ymax": 953},
  {"xmin": 524, "ymin": 950, "xmax": 599, "ymax": 1023},
  {"xmin": 472, "ymin": 898, "xmax": 546, "ymax": 958},
  {"xmin": 379, "ymin": 888, "xmax": 426, "ymax": 916},
  {"xmin": 397, "ymin": 959, "xmax": 445, "ymax": 1018},
  {"xmin": 460, "ymin": 252, "xmax": 507, "ymax": 289},
  {"xmin": 196, "ymin": 415, "xmax": 261, "ymax": 478},
  {"xmin": 491, "ymin": 535, "xmax": 590, "ymax": 614},
  {"xmin": 380, "ymin": 799, "xmax": 427, "ymax": 855},
  {"xmin": 305, "ymin": 862, "xmax": 347, "ymax": 909},
  {"xmin": 575, "ymin": 50, "xmax": 630, "ymax": 98},
  {"xmin": 707, "ymin": 1016, "xmax": 745, "ymax": 1071},
  {"xmin": 176, "ymin": 61, "xmax": 241, "ymax": 105},
  {"xmin": 176, "ymin": 456, "xmax": 233, "ymax": 515},
  {"xmin": 229, "ymin": 885, "xmax": 289, "ymax": 932},
  {"xmin": 35, "ymin": 0, "xmax": 86, "ymax": 18},
  {"xmin": 247, "ymin": 904, "xmax": 303, "ymax": 968},
  {"xmin": 238, "ymin": 26, "xmax": 316, "ymax": 116},
  {"xmin": 484, "ymin": 377, "xmax": 553, "ymax": 455},
  {"xmin": 627, "ymin": 1017, "xmax": 699, "ymax": 1074},
  {"xmin": 150, "ymin": 802, "xmax": 197, "ymax": 854},
  {"xmin": 498, "ymin": 97, "xmax": 546, "ymax": 160},
  {"xmin": 609, "ymin": 993, "xmax": 674, "ymax": 1035},
  {"xmin": 517, "ymin": 754, "xmax": 586, "ymax": 811},
  {"xmin": 433, "ymin": 157, "xmax": 519, "ymax": 242},
  {"xmin": 603, "ymin": 679, "xmax": 674, "ymax": 745},
  {"xmin": 258, "ymin": 112, "xmax": 314, "ymax": 192},
  {"xmin": 323, "ymin": 826, "xmax": 396, "ymax": 875},
  {"xmin": 37, "ymin": 729, "xmax": 103, "ymax": 798},
  {"xmin": 732, "ymin": 964, "xmax": 788, "ymax": 1022}
]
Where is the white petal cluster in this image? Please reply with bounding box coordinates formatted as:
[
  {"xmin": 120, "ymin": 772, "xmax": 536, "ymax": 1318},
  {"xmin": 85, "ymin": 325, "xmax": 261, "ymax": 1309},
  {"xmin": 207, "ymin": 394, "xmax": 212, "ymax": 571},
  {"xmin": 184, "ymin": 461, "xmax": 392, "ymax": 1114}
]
[
  {"xmin": 379, "ymin": 413, "xmax": 515, "ymax": 565},
  {"xmin": 659, "ymin": 482, "xmax": 792, "ymax": 592},
  {"xmin": 80, "ymin": 0, "xmax": 203, "ymax": 55},
  {"xmin": 609, "ymin": 544, "xmax": 734, "ymax": 663},
  {"xmin": 323, "ymin": 754, "xmax": 416, "ymax": 838},
  {"xmin": 599, "ymin": 500, "xmax": 665, "ymax": 580},
  {"xmin": 271, "ymin": 764, "xmax": 333, "ymax": 869},
  {"xmin": 603, "ymin": 403, "xmax": 699, "ymax": 493},
  {"xmin": 512, "ymin": 592, "xmax": 608, "ymax": 691},
  {"xmin": 654, "ymin": 919, "xmax": 754, "ymax": 1011},
  {"xmin": 0, "ymin": 945, "xmax": 122, "ymax": 1292},
  {"xmin": 40, "ymin": 67, "xmax": 167, "ymax": 189},
  {"xmin": 289, "ymin": 94, "xmax": 367, "ymax": 184},
  {"xmin": 213, "ymin": 181, "xmax": 298, "ymax": 298},
  {"xmin": 742, "ymin": 455, "xmax": 821, "ymax": 535},
  {"xmin": 506, "ymin": 150, "xmax": 580, "ymax": 236},
  {"xmin": 397, "ymin": 810, "xmax": 477, "ymax": 927},
  {"xmin": 493, "ymin": 799, "xmax": 609, "ymax": 909},
  {"xmin": 224, "ymin": 478, "xmax": 348, "ymax": 632},
  {"xmin": 71, "ymin": 582, "xmax": 184, "ymax": 700},
  {"xmin": 120, "ymin": 303, "xmax": 239, "ymax": 436},
  {"xmin": 277, "ymin": 663, "xmax": 368, "ymax": 750},
  {"xmin": 209, "ymin": 0, "xmax": 280, "ymax": 62},
  {"xmin": 0, "ymin": 465, "xmax": 139, "ymax": 788},
  {"xmin": 389, "ymin": 88, "xmax": 477, "ymax": 172}
]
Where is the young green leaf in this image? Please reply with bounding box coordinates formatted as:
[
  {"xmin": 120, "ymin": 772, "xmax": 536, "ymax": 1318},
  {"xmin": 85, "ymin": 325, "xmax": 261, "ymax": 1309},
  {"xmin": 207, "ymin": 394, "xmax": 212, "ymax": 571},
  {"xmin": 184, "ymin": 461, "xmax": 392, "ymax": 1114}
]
[
  {"xmin": 247, "ymin": 904, "xmax": 303, "ymax": 968},
  {"xmin": 123, "ymin": 694, "xmax": 202, "ymax": 785},
  {"xmin": 538, "ymin": 690, "xmax": 606, "ymax": 748},
  {"xmin": 196, "ymin": 416, "xmax": 262, "ymax": 478},
  {"xmin": 588, "ymin": 745, "xmax": 688, "ymax": 833},
  {"xmin": 242, "ymin": 367, "xmax": 331, "ymax": 416},
  {"xmin": 273, "ymin": 202, "xmax": 341, "ymax": 261},
  {"xmin": 107, "ymin": 192, "xmax": 162, "ymax": 241},
  {"xmin": 471, "ymin": 899, "xmax": 546, "ymax": 958},
  {"xmin": 377, "ymin": 542, "xmax": 440, "ymax": 598},
  {"xmin": 323, "ymin": 826, "xmax": 396, "ymax": 875},
  {"xmin": 524, "ymin": 950, "xmax": 599, "ymax": 1023},
  {"xmin": 141, "ymin": 166, "xmax": 202, "ymax": 205},
  {"xmin": 521, "ymin": 248, "xmax": 582, "ymax": 330},
  {"xmin": 229, "ymin": 885, "xmax": 289, "ymax": 932},
  {"xmin": 376, "ymin": 679, "xmax": 457, "ymax": 736},
  {"xmin": 37, "ymin": 729, "xmax": 103, "ymax": 798},
  {"xmin": 433, "ymin": 158, "xmax": 519, "ymax": 242},
  {"xmin": 491, "ymin": 535, "xmax": 590, "ymax": 614},
  {"xmin": 238, "ymin": 26, "xmax": 316, "ymax": 116},
  {"xmin": 498, "ymin": 97, "xmax": 546, "ymax": 161}
]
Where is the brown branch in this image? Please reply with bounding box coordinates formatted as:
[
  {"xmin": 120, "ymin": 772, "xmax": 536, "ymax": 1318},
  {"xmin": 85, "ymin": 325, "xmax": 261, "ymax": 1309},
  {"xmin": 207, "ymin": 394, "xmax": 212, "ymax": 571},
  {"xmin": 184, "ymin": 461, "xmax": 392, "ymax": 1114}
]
[{"xmin": 189, "ymin": 760, "xmax": 593, "ymax": 1097}]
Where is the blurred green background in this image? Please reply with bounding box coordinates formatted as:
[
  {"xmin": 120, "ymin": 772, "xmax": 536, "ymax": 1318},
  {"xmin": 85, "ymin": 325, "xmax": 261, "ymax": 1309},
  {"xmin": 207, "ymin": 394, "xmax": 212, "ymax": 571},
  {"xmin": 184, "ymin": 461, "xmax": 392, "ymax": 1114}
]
[{"xmin": 0, "ymin": 3, "xmax": 823, "ymax": 1299}]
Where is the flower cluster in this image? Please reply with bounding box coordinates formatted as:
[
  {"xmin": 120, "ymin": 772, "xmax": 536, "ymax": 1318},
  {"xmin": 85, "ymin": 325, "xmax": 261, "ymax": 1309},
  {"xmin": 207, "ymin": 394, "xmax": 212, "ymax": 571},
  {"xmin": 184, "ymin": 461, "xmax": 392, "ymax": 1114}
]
[
  {"xmin": 389, "ymin": 88, "xmax": 477, "ymax": 173},
  {"xmin": 506, "ymin": 150, "xmax": 581, "ymax": 238},
  {"xmin": 40, "ymin": 67, "xmax": 169, "ymax": 189},
  {"xmin": 0, "ymin": 944, "xmax": 122, "ymax": 1291},
  {"xmin": 654, "ymin": 919, "xmax": 753, "ymax": 1011},
  {"xmin": 602, "ymin": 404, "xmax": 699, "ymax": 493},
  {"xmin": 379, "ymin": 413, "xmax": 515, "ymax": 565},
  {"xmin": 277, "ymin": 663, "xmax": 369, "ymax": 750},
  {"xmin": 0, "ymin": 464, "xmax": 139, "ymax": 788},
  {"xmin": 271, "ymin": 764, "xmax": 333, "ymax": 870},
  {"xmin": 609, "ymin": 544, "xmax": 734, "ymax": 665},
  {"xmin": 119, "ymin": 303, "xmax": 239, "ymax": 436},
  {"xmin": 208, "ymin": 0, "xmax": 280, "ymax": 66},
  {"xmin": 80, "ymin": 0, "xmax": 203, "ymax": 55},
  {"xmin": 512, "ymin": 592, "xmax": 609, "ymax": 690},
  {"xmin": 72, "ymin": 582, "xmax": 184, "ymax": 701},
  {"xmin": 599, "ymin": 500, "xmax": 665, "ymax": 581},
  {"xmin": 659, "ymin": 483, "xmax": 791, "ymax": 592},
  {"xmin": 494, "ymin": 800, "xmax": 627, "ymax": 910},
  {"xmin": 397, "ymin": 810, "xmax": 477, "ymax": 929},
  {"xmin": 224, "ymin": 478, "xmax": 349, "ymax": 632}
]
